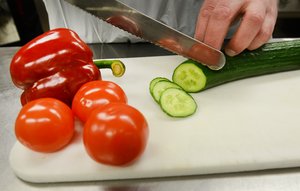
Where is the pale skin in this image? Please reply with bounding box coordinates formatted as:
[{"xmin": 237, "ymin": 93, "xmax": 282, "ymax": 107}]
[{"xmin": 194, "ymin": 0, "xmax": 278, "ymax": 56}]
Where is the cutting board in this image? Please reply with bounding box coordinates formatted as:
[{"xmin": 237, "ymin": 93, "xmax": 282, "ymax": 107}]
[{"xmin": 9, "ymin": 55, "xmax": 300, "ymax": 183}]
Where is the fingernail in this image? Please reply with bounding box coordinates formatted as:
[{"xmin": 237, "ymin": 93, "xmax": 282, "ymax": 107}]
[{"xmin": 225, "ymin": 49, "xmax": 237, "ymax": 57}]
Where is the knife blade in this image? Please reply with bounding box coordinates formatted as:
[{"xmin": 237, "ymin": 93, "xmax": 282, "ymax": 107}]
[{"xmin": 64, "ymin": 0, "xmax": 226, "ymax": 70}]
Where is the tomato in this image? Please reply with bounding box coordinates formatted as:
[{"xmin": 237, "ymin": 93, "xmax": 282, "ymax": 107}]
[
  {"xmin": 158, "ymin": 38, "xmax": 184, "ymax": 54},
  {"xmin": 15, "ymin": 98, "xmax": 74, "ymax": 153},
  {"xmin": 72, "ymin": 80, "xmax": 128, "ymax": 122},
  {"xmin": 83, "ymin": 103, "xmax": 149, "ymax": 166},
  {"xmin": 106, "ymin": 15, "xmax": 141, "ymax": 36}
]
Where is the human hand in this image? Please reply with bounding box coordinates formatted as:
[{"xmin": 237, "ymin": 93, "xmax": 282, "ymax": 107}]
[{"xmin": 194, "ymin": 0, "xmax": 278, "ymax": 56}]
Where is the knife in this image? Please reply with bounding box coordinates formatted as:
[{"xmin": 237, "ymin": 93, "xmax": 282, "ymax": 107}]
[{"xmin": 64, "ymin": 0, "xmax": 226, "ymax": 70}]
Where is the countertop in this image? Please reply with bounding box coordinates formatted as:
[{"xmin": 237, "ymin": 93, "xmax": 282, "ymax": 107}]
[{"xmin": 2, "ymin": 43, "xmax": 300, "ymax": 191}]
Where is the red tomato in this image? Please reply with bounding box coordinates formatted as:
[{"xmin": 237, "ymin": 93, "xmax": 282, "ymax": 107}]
[
  {"xmin": 83, "ymin": 103, "xmax": 149, "ymax": 166},
  {"xmin": 15, "ymin": 98, "xmax": 74, "ymax": 153},
  {"xmin": 72, "ymin": 80, "xmax": 128, "ymax": 122},
  {"xmin": 158, "ymin": 38, "xmax": 184, "ymax": 54}
]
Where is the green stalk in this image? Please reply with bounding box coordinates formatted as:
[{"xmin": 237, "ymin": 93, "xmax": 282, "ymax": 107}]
[{"xmin": 93, "ymin": 59, "xmax": 126, "ymax": 77}]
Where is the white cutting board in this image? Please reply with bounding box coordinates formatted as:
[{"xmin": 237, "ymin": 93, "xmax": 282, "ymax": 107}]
[{"xmin": 9, "ymin": 55, "xmax": 300, "ymax": 183}]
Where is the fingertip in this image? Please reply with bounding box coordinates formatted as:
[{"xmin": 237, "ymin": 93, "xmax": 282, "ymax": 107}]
[
  {"xmin": 225, "ymin": 37, "xmax": 247, "ymax": 57},
  {"xmin": 225, "ymin": 48, "xmax": 238, "ymax": 57},
  {"xmin": 247, "ymin": 44, "xmax": 259, "ymax": 51},
  {"xmin": 247, "ymin": 32, "xmax": 273, "ymax": 51},
  {"xmin": 247, "ymin": 41, "xmax": 266, "ymax": 51}
]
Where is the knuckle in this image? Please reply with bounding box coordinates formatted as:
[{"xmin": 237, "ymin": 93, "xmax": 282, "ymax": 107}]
[
  {"xmin": 246, "ymin": 13, "xmax": 264, "ymax": 25},
  {"xmin": 212, "ymin": 5, "xmax": 232, "ymax": 20},
  {"xmin": 204, "ymin": 2, "xmax": 215, "ymax": 12},
  {"xmin": 200, "ymin": 3, "xmax": 215, "ymax": 17}
]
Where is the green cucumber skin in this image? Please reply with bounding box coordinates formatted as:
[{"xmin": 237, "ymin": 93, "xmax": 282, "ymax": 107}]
[
  {"xmin": 184, "ymin": 40, "xmax": 300, "ymax": 91},
  {"xmin": 151, "ymin": 80, "xmax": 182, "ymax": 103},
  {"xmin": 149, "ymin": 77, "xmax": 170, "ymax": 94}
]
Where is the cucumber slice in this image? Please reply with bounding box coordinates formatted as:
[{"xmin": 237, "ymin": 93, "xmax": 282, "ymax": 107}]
[
  {"xmin": 172, "ymin": 62, "xmax": 206, "ymax": 92},
  {"xmin": 149, "ymin": 77, "xmax": 170, "ymax": 93},
  {"xmin": 151, "ymin": 80, "xmax": 182, "ymax": 103},
  {"xmin": 160, "ymin": 88, "xmax": 197, "ymax": 117}
]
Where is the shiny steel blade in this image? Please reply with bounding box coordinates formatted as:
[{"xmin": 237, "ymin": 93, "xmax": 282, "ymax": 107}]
[{"xmin": 64, "ymin": 0, "xmax": 226, "ymax": 70}]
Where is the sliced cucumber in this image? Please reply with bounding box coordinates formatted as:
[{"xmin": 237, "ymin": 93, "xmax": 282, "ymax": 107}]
[
  {"xmin": 149, "ymin": 77, "xmax": 198, "ymax": 118},
  {"xmin": 151, "ymin": 80, "xmax": 182, "ymax": 103},
  {"xmin": 172, "ymin": 62, "xmax": 206, "ymax": 92},
  {"xmin": 160, "ymin": 88, "xmax": 197, "ymax": 117},
  {"xmin": 173, "ymin": 40, "xmax": 300, "ymax": 92},
  {"xmin": 149, "ymin": 77, "xmax": 170, "ymax": 94}
]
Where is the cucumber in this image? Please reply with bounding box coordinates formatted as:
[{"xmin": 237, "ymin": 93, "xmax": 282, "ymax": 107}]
[
  {"xmin": 93, "ymin": 59, "xmax": 126, "ymax": 77},
  {"xmin": 173, "ymin": 40, "xmax": 300, "ymax": 92},
  {"xmin": 149, "ymin": 77, "xmax": 170, "ymax": 94},
  {"xmin": 151, "ymin": 80, "xmax": 182, "ymax": 103},
  {"xmin": 160, "ymin": 88, "xmax": 197, "ymax": 117},
  {"xmin": 172, "ymin": 62, "xmax": 207, "ymax": 92},
  {"xmin": 149, "ymin": 78, "xmax": 197, "ymax": 118}
]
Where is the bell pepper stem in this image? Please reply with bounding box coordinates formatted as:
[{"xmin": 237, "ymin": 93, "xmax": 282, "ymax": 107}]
[{"xmin": 93, "ymin": 59, "xmax": 126, "ymax": 77}]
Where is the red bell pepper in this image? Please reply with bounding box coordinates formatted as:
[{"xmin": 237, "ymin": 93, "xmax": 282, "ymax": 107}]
[{"xmin": 10, "ymin": 28, "xmax": 125, "ymax": 106}]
